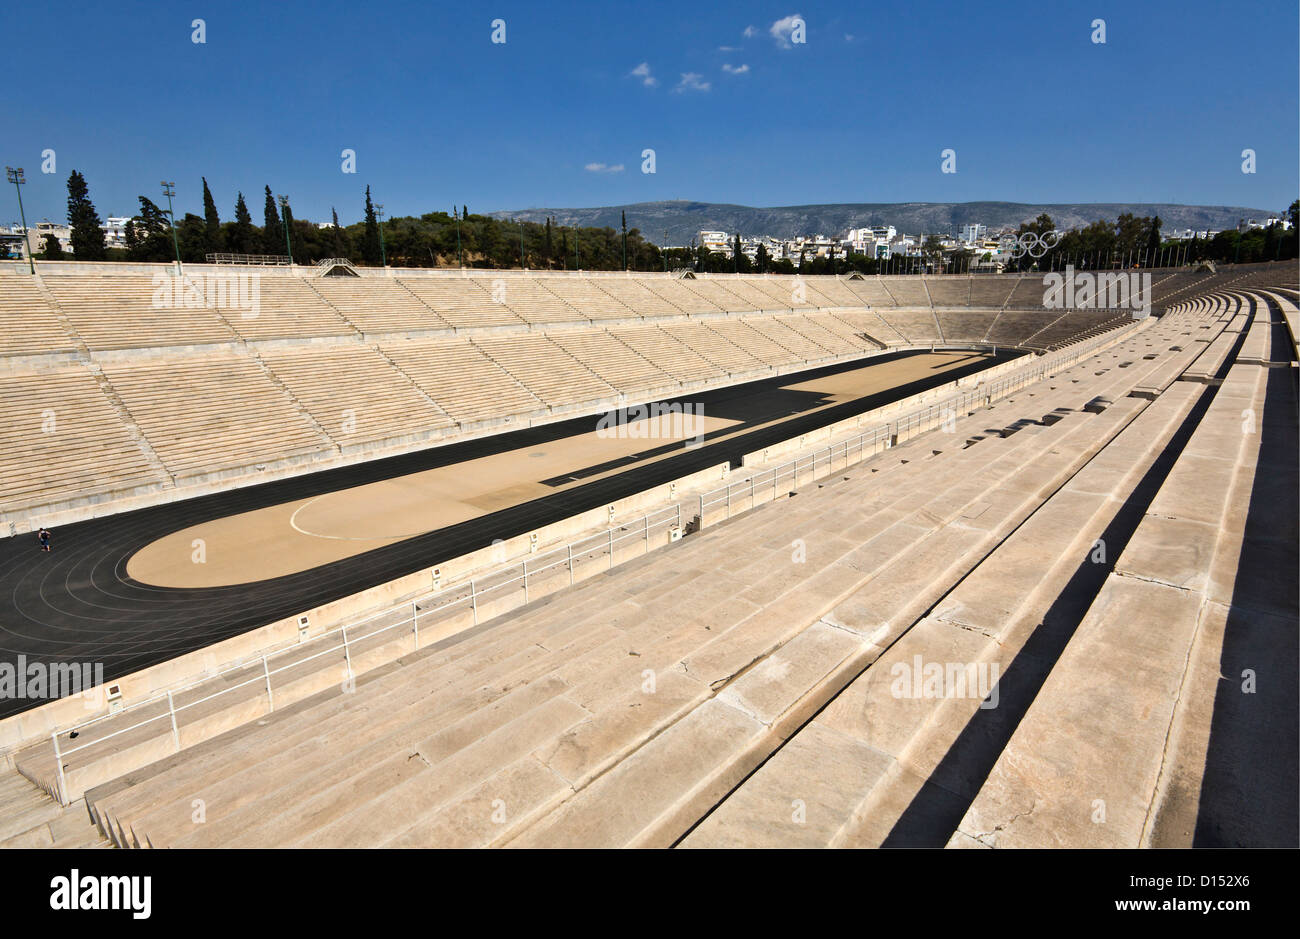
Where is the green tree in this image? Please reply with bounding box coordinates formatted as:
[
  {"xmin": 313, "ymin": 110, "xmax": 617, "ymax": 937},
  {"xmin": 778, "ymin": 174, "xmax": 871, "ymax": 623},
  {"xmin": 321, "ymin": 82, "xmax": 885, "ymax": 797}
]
[
  {"xmin": 1145, "ymin": 215, "xmax": 1161, "ymax": 266},
  {"xmin": 126, "ymin": 196, "xmax": 173, "ymax": 261},
  {"xmin": 201, "ymin": 177, "xmax": 221, "ymax": 255},
  {"xmin": 66, "ymin": 170, "xmax": 106, "ymax": 260},
  {"xmin": 331, "ymin": 208, "xmax": 350, "ymax": 259},
  {"xmin": 362, "ymin": 186, "xmax": 381, "ymax": 265},
  {"xmin": 40, "ymin": 233, "xmax": 65, "ymax": 260},
  {"xmin": 262, "ymin": 186, "xmax": 282, "ymax": 255},
  {"xmin": 177, "ymin": 213, "xmax": 207, "ymax": 262},
  {"xmin": 228, "ymin": 192, "xmax": 254, "ymax": 254}
]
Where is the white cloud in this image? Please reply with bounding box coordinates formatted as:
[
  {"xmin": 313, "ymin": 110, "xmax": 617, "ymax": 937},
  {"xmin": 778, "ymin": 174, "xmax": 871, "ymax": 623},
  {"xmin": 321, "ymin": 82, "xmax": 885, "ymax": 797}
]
[
  {"xmin": 584, "ymin": 163, "xmax": 625, "ymax": 174},
  {"xmin": 770, "ymin": 14, "xmax": 804, "ymax": 48},
  {"xmin": 742, "ymin": 25, "xmax": 758, "ymax": 38},
  {"xmin": 717, "ymin": 45, "xmax": 739, "ymax": 52},
  {"xmin": 673, "ymin": 72, "xmax": 711, "ymax": 93},
  {"xmin": 844, "ymin": 33, "xmax": 855, "ymax": 42},
  {"xmin": 722, "ymin": 63, "xmax": 750, "ymax": 75},
  {"xmin": 629, "ymin": 62, "xmax": 658, "ymax": 87}
]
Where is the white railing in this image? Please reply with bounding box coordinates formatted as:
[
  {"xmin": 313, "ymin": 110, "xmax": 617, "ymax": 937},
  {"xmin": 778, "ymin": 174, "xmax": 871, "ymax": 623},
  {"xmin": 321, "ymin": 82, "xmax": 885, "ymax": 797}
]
[
  {"xmin": 41, "ymin": 315, "xmax": 1142, "ymax": 803},
  {"xmin": 46, "ymin": 502, "xmax": 686, "ymax": 803},
  {"xmin": 205, "ymin": 252, "xmax": 291, "ymax": 266},
  {"xmin": 314, "ymin": 257, "xmax": 358, "ymax": 275}
]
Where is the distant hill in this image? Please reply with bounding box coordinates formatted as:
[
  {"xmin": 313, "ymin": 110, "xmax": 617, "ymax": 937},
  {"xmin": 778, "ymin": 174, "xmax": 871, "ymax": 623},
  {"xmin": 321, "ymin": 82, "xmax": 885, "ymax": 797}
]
[{"xmin": 491, "ymin": 200, "xmax": 1276, "ymax": 244}]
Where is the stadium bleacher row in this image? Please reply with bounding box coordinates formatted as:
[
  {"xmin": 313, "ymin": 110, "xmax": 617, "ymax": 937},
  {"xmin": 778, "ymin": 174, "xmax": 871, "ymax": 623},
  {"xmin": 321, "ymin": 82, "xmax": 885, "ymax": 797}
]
[
  {"xmin": 0, "ymin": 268, "xmax": 1137, "ymax": 527},
  {"xmin": 5, "ymin": 281, "xmax": 1289, "ymax": 849},
  {"xmin": 8, "ymin": 264, "xmax": 1291, "ymax": 358}
]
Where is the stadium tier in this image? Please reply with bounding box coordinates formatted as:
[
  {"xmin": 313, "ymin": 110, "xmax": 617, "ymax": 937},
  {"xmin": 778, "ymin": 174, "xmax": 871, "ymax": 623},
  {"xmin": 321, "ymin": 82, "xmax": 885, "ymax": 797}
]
[
  {"xmin": 4, "ymin": 279, "xmax": 1289, "ymax": 849},
  {"xmin": 2, "ymin": 264, "xmax": 1293, "ymax": 532}
]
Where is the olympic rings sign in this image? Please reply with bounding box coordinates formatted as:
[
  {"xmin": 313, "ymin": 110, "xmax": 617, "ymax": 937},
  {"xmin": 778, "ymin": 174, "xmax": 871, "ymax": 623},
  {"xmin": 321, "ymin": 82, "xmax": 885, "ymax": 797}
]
[{"xmin": 1009, "ymin": 230, "xmax": 1063, "ymax": 259}]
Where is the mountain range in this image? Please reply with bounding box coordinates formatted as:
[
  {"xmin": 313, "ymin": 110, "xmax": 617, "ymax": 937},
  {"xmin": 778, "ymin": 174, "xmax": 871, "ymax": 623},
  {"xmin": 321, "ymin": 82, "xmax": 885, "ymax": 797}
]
[{"xmin": 490, "ymin": 200, "xmax": 1277, "ymax": 244}]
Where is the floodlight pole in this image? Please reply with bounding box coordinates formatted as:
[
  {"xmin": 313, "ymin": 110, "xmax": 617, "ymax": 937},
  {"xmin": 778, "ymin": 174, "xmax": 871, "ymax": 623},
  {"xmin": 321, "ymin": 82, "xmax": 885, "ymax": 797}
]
[
  {"xmin": 454, "ymin": 207, "xmax": 462, "ymax": 268},
  {"xmin": 375, "ymin": 203, "xmax": 387, "ymax": 267},
  {"xmin": 6, "ymin": 167, "xmax": 34, "ymax": 274},
  {"xmin": 161, "ymin": 181, "xmax": 182, "ymax": 275}
]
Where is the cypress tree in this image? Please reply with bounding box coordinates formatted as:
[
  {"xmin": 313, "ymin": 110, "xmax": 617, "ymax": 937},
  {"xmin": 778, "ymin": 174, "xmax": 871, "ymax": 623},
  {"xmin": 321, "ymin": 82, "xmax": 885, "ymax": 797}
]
[
  {"xmin": 262, "ymin": 186, "xmax": 282, "ymax": 255},
  {"xmin": 201, "ymin": 177, "xmax": 221, "ymax": 254},
  {"xmin": 362, "ymin": 186, "xmax": 380, "ymax": 265},
  {"xmin": 230, "ymin": 192, "xmax": 254, "ymax": 254},
  {"xmin": 331, "ymin": 208, "xmax": 350, "ymax": 259},
  {"xmin": 66, "ymin": 170, "xmax": 106, "ymax": 260},
  {"xmin": 1146, "ymin": 215, "xmax": 1162, "ymax": 267}
]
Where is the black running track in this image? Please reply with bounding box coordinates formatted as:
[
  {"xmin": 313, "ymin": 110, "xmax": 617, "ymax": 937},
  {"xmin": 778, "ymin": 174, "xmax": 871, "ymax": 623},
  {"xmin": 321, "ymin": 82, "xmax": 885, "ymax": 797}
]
[{"xmin": 0, "ymin": 349, "xmax": 1021, "ymax": 717}]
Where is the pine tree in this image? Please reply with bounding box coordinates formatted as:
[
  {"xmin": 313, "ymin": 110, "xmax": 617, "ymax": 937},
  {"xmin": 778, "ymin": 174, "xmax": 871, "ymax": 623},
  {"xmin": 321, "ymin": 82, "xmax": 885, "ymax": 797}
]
[
  {"xmin": 621, "ymin": 210, "xmax": 628, "ymax": 270},
  {"xmin": 362, "ymin": 186, "xmax": 381, "ymax": 265},
  {"xmin": 463, "ymin": 205, "xmax": 469, "ymax": 220},
  {"xmin": 262, "ymin": 186, "xmax": 282, "ymax": 255},
  {"xmin": 66, "ymin": 170, "xmax": 106, "ymax": 260},
  {"xmin": 544, "ymin": 217, "xmax": 553, "ymax": 269},
  {"xmin": 201, "ymin": 177, "xmax": 221, "ymax": 254}
]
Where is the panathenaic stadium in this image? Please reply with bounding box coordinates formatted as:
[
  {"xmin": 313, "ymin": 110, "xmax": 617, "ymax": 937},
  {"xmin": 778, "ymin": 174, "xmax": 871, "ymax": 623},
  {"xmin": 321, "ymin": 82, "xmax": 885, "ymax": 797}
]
[{"xmin": 0, "ymin": 259, "xmax": 1295, "ymax": 848}]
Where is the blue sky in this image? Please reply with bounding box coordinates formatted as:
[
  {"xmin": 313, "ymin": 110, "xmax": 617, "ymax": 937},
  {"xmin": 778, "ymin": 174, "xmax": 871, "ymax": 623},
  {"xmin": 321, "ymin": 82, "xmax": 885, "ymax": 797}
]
[{"xmin": 3, "ymin": 0, "xmax": 1296, "ymax": 225}]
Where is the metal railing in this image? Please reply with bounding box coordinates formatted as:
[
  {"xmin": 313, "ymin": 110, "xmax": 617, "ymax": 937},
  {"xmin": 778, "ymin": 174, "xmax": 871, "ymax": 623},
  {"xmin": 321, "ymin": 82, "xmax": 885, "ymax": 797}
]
[
  {"xmin": 314, "ymin": 257, "xmax": 358, "ymax": 275},
  {"xmin": 205, "ymin": 252, "xmax": 291, "ymax": 266},
  {"xmin": 46, "ymin": 502, "xmax": 685, "ymax": 803}
]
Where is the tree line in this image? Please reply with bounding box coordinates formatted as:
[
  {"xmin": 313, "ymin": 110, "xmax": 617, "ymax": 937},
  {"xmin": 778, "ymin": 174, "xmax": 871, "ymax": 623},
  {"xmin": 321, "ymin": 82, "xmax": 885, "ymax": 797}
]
[
  {"xmin": 37, "ymin": 171, "xmax": 1300, "ymax": 274},
  {"xmin": 41, "ymin": 172, "xmax": 668, "ymax": 271}
]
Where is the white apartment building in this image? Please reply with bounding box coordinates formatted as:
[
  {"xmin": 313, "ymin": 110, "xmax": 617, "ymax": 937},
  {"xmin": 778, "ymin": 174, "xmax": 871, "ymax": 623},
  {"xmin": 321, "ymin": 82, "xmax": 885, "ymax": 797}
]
[
  {"xmin": 697, "ymin": 230, "xmax": 731, "ymax": 256},
  {"xmin": 102, "ymin": 217, "xmax": 133, "ymax": 250}
]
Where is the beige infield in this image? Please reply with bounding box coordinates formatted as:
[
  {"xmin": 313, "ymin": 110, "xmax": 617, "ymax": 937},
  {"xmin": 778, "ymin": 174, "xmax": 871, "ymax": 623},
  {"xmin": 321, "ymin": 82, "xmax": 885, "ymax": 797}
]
[{"xmin": 127, "ymin": 350, "xmax": 988, "ymax": 587}]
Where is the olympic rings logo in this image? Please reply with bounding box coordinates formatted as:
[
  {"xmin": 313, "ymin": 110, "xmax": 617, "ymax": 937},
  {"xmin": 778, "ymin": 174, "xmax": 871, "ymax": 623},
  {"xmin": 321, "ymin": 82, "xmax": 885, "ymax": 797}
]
[{"xmin": 1009, "ymin": 230, "xmax": 1063, "ymax": 259}]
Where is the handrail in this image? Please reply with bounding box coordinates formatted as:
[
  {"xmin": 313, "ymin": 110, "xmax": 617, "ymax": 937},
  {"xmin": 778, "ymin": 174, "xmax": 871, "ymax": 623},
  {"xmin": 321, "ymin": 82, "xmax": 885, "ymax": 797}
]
[
  {"xmin": 204, "ymin": 252, "xmax": 291, "ymax": 266},
  {"xmin": 48, "ymin": 502, "xmax": 687, "ymax": 796}
]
